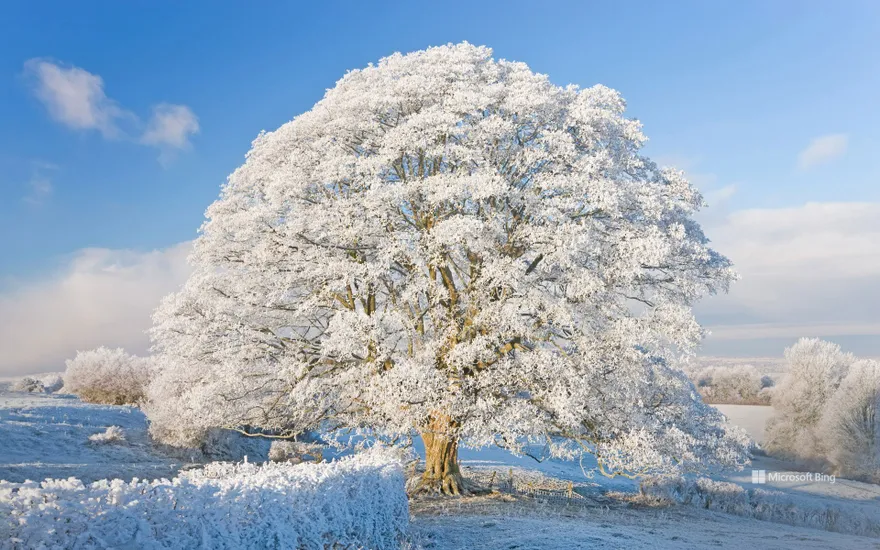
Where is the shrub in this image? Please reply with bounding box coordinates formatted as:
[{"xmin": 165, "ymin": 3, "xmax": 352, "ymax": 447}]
[
  {"xmin": 63, "ymin": 347, "xmax": 152, "ymax": 405},
  {"xmin": 691, "ymin": 364, "xmax": 774, "ymax": 405},
  {"xmin": 819, "ymin": 359, "xmax": 880, "ymax": 482},
  {"xmin": 0, "ymin": 449, "xmax": 408, "ymax": 549},
  {"xmin": 9, "ymin": 377, "xmax": 45, "ymax": 393},
  {"xmin": 268, "ymin": 440, "xmax": 324, "ymax": 464}
]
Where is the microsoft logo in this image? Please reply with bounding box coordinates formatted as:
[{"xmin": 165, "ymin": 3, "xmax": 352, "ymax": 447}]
[{"xmin": 751, "ymin": 469, "xmax": 766, "ymax": 484}]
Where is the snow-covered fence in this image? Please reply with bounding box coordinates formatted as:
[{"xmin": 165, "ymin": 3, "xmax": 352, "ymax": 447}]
[
  {"xmin": 641, "ymin": 476, "xmax": 880, "ymax": 538},
  {"xmin": 0, "ymin": 449, "xmax": 409, "ymax": 549}
]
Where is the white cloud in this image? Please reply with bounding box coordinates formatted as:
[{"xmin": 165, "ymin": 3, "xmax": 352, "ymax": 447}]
[
  {"xmin": 697, "ymin": 202, "xmax": 880, "ymax": 351},
  {"xmin": 142, "ymin": 103, "xmax": 200, "ymax": 149},
  {"xmin": 21, "ymin": 160, "xmax": 59, "ymax": 206},
  {"xmin": 23, "ymin": 59, "xmax": 198, "ymax": 164},
  {"xmin": 24, "ymin": 59, "xmax": 132, "ymax": 138},
  {"xmin": 23, "ymin": 175, "xmax": 53, "ymax": 205},
  {"xmin": 797, "ymin": 133, "xmax": 848, "ymax": 170},
  {"xmin": 0, "ymin": 242, "xmax": 192, "ymax": 376}
]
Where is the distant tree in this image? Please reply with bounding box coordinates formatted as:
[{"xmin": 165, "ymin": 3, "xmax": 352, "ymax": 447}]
[
  {"xmin": 765, "ymin": 338, "xmax": 854, "ymax": 461},
  {"xmin": 64, "ymin": 347, "xmax": 151, "ymax": 405},
  {"xmin": 820, "ymin": 360, "xmax": 880, "ymax": 481},
  {"xmin": 692, "ymin": 365, "xmax": 774, "ymax": 405},
  {"xmin": 148, "ymin": 43, "xmax": 747, "ymax": 494}
]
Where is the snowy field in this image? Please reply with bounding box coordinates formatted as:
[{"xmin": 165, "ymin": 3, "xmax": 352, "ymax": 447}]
[
  {"xmin": 0, "ymin": 383, "xmax": 184, "ymax": 483},
  {"xmin": 2, "ymin": 385, "xmax": 880, "ymax": 549}
]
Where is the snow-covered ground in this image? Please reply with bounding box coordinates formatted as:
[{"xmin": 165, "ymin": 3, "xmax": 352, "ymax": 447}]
[
  {"xmin": 0, "ymin": 382, "xmax": 184, "ymax": 483},
  {"xmin": 409, "ymin": 497, "xmax": 880, "ymax": 549},
  {"xmin": 2, "ymin": 384, "xmax": 879, "ymax": 549}
]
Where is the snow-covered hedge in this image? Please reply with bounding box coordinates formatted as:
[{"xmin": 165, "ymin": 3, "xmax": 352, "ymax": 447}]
[
  {"xmin": 63, "ymin": 347, "xmax": 152, "ymax": 405},
  {"xmin": 641, "ymin": 475, "xmax": 880, "ymax": 538},
  {"xmin": 0, "ymin": 449, "xmax": 408, "ymax": 549}
]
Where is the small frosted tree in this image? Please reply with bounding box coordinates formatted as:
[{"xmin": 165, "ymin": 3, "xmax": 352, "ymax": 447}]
[
  {"xmin": 64, "ymin": 347, "xmax": 151, "ymax": 405},
  {"xmin": 149, "ymin": 43, "xmax": 747, "ymax": 494},
  {"xmin": 765, "ymin": 338, "xmax": 854, "ymax": 461},
  {"xmin": 820, "ymin": 360, "xmax": 880, "ymax": 481}
]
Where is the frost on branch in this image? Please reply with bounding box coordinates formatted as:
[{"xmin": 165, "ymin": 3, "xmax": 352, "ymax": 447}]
[{"xmin": 147, "ymin": 42, "xmax": 748, "ymax": 490}]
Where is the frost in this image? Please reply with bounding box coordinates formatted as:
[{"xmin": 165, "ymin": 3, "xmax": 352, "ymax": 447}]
[
  {"xmin": 88, "ymin": 425, "xmax": 126, "ymax": 444},
  {"xmin": 64, "ymin": 347, "xmax": 152, "ymax": 405},
  {"xmin": 641, "ymin": 475, "xmax": 880, "ymax": 538},
  {"xmin": 0, "ymin": 449, "xmax": 408, "ymax": 549},
  {"xmin": 146, "ymin": 42, "xmax": 746, "ymax": 478}
]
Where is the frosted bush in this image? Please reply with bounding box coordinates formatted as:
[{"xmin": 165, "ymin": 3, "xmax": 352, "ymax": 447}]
[
  {"xmin": 641, "ymin": 475, "xmax": 880, "ymax": 538},
  {"xmin": 9, "ymin": 377, "xmax": 44, "ymax": 393},
  {"xmin": 692, "ymin": 365, "xmax": 773, "ymax": 405},
  {"xmin": 0, "ymin": 448, "xmax": 408, "ymax": 550},
  {"xmin": 39, "ymin": 374, "xmax": 64, "ymax": 393},
  {"xmin": 765, "ymin": 338, "xmax": 854, "ymax": 461},
  {"xmin": 819, "ymin": 359, "xmax": 880, "ymax": 482},
  {"xmin": 88, "ymin": 426, "xmax": 126, "ymax": 445},
  {"xmin": 63, "ymin": 347, "xmax": 152, "ymax": 405},
  {"xmin": 269, "ymin": 440, "xmax": 324, "ymax": 464}
]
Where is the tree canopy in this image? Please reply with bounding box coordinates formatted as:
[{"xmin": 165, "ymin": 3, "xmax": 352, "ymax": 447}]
[{"xmin": 146, "ymin": 43, "xmax": 748, "ymax": 493}]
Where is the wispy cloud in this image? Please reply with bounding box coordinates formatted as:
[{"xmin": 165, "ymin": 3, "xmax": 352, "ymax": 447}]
[
  {"xmin": 23, "ymin": 176, "xmax": 53, "ymax": 205},
  {"xmin": 797, "ymin": 133, "xmax": 848, "ymax": 170},
  {"xmin": 141, "ymin": 104, "xmax": 200, "ymax": 164},
  {"xmin": 24, "ymin": 59, "xmax": 133, "ymax": 138},
  {"xmin": 21, "ymin": 160, "xmax": 59, "ymax": 206},
  {"xmin": 23, "ymin": 58, "xmax": 198, "ymax": 164}
]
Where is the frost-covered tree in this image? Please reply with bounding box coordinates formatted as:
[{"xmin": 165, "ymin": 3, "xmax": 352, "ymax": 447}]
[
  {"xmin": 819, "ymin": 360, "xmax": 880, "ymax": 481},
  {"xmin": 765, "ymin": 338, "xmax": 854, "ymax": 461},
  {"xmin": 64, "ymin": 347, "xmax": 152, "ymax": 405},
  {"xmin": 148, "ymin": 43, "xmax": 747, "ymax": 494},
  {"xmin": 692, "ymin": 365, "xmax": 773, "ymax": 405}
]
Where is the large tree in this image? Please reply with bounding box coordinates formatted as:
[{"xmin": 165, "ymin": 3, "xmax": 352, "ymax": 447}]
[{"xmin": 147, "ymin": 43, "xmax": 748, "ymax": 494}]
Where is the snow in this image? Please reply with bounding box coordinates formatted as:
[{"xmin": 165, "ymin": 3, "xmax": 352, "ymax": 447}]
[
  {"xmin": 409, "ymin": 498, "xmax": 880, "ymax": 549},
  {"xmin": 0, "ymin": 383, "xmax": 183, "ymax": 483},
  {"xmin": 3, "ymin": 383, "xmax": 880, "ymax": 548},
  {"xmin": 1, "ymin": 449, "xmax": 408, "ymax": 550}
]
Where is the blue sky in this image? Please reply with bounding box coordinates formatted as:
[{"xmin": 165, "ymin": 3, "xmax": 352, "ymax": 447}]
[{"xmin": 1, "ymin": 1, "xmax": 879, "ymax": 373}]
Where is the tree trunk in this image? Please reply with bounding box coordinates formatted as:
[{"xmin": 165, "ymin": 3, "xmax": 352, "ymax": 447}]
[{"xmin": 418, "ymin": 413, "xmax": 467, "ymax": 495}]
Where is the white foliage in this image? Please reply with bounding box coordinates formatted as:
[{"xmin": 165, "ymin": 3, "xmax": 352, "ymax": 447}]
[
  {"xmin": 0, "ymin": 449, "xmax": 408, "ymax": 550},
  {"xmin": 39, "ymin": 374, "xmax": 64, "ymax": 393},
  {"xmin": 819, "ymin": 360, "xmax": 880, "ymax": 482},
  {"xmin": 9, "ymin": 377, "xmax": 45, "ymax": 393},
  {"xmin": 88, "ymin": 426, "xmax": 126, "ymax": 445},
  {"xmin": 148, "ymin": 42, "xmax": 746, "ymax": 476},
  {"xmin": 641, "ymin": 475, "xmax": 880, "ymax": 538},
  {"xmin": 268, "ymin": 440, "xmax": 324, "ymax": 463},
  {"xmin": 765, "ymin": 338, "xmax": 855, "ymax": 461},
  {"xmin": 64, "ymin": 347, "xmax": 152, "ymax": 405},
  {"xmin": 692, "ymin": 364, "xmax": 773, "ymax": 405}
]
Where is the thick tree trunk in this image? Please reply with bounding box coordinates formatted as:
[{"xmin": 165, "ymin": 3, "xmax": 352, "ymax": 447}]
[{"xmin": 418, "ymin": 413, "xmax": 467, "ymax": 495}]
